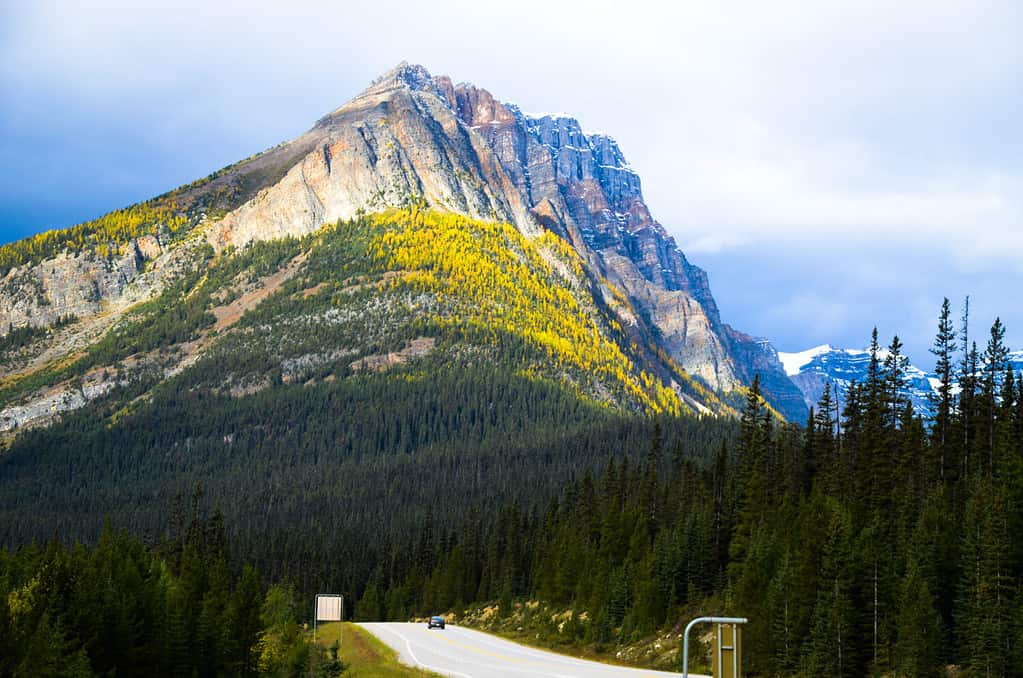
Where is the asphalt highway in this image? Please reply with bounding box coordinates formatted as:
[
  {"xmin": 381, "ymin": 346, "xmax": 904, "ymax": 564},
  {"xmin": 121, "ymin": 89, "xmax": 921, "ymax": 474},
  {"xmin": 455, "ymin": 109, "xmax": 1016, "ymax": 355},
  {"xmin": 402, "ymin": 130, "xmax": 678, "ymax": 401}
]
[{"xmin": 360, "ymin": 622, "xmax": 707, "ymax": 678}]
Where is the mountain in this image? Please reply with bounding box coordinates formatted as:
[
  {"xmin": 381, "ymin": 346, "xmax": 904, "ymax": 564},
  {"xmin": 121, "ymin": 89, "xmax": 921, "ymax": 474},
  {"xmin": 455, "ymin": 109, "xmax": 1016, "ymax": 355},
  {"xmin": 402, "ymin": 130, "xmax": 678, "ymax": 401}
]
[
  {"xmin": 779, "ymin": 344, "xmax": 938, "ymax": 416},
  {"xmin": 0, "ymin": 62, "xmax": 805, "ymax": 428},
  {"xmin": 0, "ymin": 63, "xmax": 807, "ymax": 566},
  {"xmin": 779, "ymin": 343, "xmax": 1023, "ymax": 417}
]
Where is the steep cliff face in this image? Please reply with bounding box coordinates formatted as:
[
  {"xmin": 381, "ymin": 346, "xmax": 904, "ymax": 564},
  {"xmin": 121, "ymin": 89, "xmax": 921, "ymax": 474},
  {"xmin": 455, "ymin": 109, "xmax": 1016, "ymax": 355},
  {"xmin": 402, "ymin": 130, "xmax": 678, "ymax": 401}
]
[
  {"xmin": 0, "ymin": 62, "xmax": 807, "ymax": 421},
  {"xmin": 426, "ymin": 70, "xmax": 806, "ymax": 418},
  {"xmin": 205, "ymin": 67, "xmax": 538, "ymax": 252},
  {"xmin": 0, "ymin": 234, "xmax": 184, "ymax": 331},
  {"xmin": 452, "ymin": 96, "xmax": 737, "ymax": 381}
]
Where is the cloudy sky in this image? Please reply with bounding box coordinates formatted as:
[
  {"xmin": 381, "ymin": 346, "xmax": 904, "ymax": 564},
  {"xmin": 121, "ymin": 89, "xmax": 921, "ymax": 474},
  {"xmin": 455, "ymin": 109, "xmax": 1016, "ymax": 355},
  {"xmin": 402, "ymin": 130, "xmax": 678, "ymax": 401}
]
[{"xmin": 1, "ymin": 0, "xmax": 1019, "ymax": 365}]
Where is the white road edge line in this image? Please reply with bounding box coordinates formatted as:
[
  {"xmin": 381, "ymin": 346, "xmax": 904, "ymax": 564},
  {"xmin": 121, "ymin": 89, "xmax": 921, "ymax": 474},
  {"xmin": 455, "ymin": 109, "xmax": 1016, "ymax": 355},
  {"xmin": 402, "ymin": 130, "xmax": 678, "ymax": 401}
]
[{"xmin": 376, "ymin": 625, "xmax": 473, "ymax": 678}]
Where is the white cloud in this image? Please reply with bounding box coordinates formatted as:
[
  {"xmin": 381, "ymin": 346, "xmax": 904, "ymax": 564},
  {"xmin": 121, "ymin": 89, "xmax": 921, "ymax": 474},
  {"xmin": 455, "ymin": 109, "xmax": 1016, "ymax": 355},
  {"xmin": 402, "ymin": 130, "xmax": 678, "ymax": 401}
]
[
  {"xmin": 1, "ymin": 0, "xmax": 1020, "ymax": 357},
  {"xmin": 671, "ymin": 132, "xmax": 1022, "ymax": 266}
]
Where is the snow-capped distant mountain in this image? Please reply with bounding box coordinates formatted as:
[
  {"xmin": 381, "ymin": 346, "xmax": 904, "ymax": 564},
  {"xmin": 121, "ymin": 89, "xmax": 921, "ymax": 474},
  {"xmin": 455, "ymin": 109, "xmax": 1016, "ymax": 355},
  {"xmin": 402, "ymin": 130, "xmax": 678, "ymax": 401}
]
[
  {"xmin": 779, "ymin": 344, "xmax": 938, "ymax": 417},
  {"xmin": 778, "ymin": 345, "xmax": 1023, "ymax": 420}
]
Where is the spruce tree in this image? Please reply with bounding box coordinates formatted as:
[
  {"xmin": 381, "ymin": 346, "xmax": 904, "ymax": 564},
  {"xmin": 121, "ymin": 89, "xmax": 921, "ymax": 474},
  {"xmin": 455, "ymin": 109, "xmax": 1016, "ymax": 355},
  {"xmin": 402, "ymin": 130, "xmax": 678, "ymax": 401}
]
[
  {"xmin": 957, "ymin": 479, "xmax": 1012, "ymax": 676},
  {"xmin": 766, "ymin": 549, "xmax": 799, "ymax": 676},
  {"xmin": 884, "ymin": 334, "xmax": 909, "ymax": 427},
  {"xmin": 12, "ymin": 613, "xmax": 93, "ymax": 678},
  {"xmin": 227, "ymin": 565, "xmax": 263, "ymax": 678},
  {"xmin": 959, "ymin": 298, "xmax": 979, "ymax": 484},
  {"xmin": 738, "ymin": 375, "xmax": 767, "ymax": 462},
  {"xmin": 929, "ymin": 297, "xmax": 957, "ymax": 485},
  {"xmin": 982, "ymin": 318, "xmax": 1009, "ymax": 478},
  {"xmin": 803, "ymin": 502, "xmax": 856, "ymax": 677}
]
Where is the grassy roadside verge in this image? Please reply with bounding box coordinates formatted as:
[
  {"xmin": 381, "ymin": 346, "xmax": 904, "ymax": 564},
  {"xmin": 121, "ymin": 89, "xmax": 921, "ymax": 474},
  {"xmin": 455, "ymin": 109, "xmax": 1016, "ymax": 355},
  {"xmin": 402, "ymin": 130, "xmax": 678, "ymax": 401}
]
[
  {"xmin": 313, "ymin": 622, "xmax": 441, "ymax": 677},
  {"xmin": 456, "ymin": 602, "xmax": 713, "ymax": 674}
]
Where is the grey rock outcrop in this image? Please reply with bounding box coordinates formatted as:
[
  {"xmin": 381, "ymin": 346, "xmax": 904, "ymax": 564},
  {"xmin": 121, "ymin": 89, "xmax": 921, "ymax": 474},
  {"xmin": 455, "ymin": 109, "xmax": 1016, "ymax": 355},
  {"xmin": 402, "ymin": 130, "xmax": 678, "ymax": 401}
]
[
  {"xmin": 0, "ymin": 246, "xmax": 142, "ymax": 330},
  {"xmin": 0, "ymin": 233, "xmax": 203, "ymax": 335},
  {"xmin": 206, "ymin": 64, "xmax": 539, "ymax": 251}
]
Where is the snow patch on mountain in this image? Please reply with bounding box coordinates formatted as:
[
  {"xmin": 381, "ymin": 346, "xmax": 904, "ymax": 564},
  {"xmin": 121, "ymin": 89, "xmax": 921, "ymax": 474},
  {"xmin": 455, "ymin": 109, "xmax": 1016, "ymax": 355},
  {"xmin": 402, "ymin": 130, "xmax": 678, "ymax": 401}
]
[{"xmin": 779, "ymin": 344, "xmax": 836, "ymax": 376}]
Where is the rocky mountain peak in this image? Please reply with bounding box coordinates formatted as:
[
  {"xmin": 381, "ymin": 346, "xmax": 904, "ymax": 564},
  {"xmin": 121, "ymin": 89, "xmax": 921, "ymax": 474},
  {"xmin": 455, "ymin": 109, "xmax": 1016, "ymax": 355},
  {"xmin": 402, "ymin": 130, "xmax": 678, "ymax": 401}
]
[
  {"xmin": 361, "ymin": 61, "xmax": 439, "ymax": 97},
  {"xmin": 0, "ymin": 62, "xmax": 810, "ymax": 422}
]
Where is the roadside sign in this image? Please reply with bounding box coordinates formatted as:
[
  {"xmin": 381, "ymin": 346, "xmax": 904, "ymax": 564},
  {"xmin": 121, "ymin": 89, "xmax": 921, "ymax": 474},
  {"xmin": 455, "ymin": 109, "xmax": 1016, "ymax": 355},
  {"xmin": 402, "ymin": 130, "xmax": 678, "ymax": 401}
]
[{"xmin": 314, "ymin": 593, "xmax": 344, "ymax": 643}]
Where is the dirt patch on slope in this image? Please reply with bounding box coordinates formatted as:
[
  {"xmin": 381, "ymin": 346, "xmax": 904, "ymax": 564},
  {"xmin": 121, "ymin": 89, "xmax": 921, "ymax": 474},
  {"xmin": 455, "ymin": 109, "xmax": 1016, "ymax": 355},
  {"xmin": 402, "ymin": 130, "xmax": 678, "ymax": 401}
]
[
  {"xmin": 301, "ymin": 281, "xmax": 329, "ymax": 299},
  {"xmin": 212, "ymin": 252, "xmax": 307, "ymax": 330},
  {"xmin": 349, "ymin": 337, "xmax": 436, "ymax": 372}
]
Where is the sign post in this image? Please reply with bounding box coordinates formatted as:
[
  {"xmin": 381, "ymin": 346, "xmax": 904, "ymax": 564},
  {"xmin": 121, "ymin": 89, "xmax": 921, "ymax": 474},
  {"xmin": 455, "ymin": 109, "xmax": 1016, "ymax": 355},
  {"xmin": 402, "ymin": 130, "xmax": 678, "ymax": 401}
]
[
  {"xmin": 681, "ymin": 616, "xmax": 748, "ymax": 678},
  {"xmin": 712, "ymin": 621, "xmax": 742, "ymax": 678},
  {"xmin": 314, "ymin": 594, "xmax": 345, "ymax": 645}
]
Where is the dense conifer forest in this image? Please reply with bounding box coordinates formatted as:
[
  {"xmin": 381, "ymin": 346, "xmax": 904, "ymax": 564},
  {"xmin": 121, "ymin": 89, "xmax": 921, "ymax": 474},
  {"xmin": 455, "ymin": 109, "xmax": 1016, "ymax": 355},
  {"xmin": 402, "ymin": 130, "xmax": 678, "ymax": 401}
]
[
  {"xmin": 0, "ymin": 369, "xmax": 733, "ymax": 604},
  {"xmin": 362, "ymin": 302, "xmax": 1023, "ymax": 677},
  {"xmin": 0, "ymin": 210, "xmax": 734, "ymax": 620},
  {"xmin": 0, "ymin": 501, "xmax": 344, "ymax": 677}
]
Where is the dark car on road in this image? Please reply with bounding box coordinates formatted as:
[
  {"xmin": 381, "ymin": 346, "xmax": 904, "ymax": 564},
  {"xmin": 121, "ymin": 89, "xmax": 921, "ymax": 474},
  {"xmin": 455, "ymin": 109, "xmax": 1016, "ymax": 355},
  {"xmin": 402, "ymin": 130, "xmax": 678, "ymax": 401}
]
[{"xmin": 427, "ymin": 615, "xmax": 445, "ymax": 629}]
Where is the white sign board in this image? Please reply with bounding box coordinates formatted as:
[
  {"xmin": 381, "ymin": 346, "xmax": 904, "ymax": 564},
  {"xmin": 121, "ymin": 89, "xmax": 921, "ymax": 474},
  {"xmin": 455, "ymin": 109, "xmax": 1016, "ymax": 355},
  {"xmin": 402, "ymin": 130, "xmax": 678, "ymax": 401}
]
[{"xmin": 316, "ymin": 594, "xmax": 343, "ymax": 622}]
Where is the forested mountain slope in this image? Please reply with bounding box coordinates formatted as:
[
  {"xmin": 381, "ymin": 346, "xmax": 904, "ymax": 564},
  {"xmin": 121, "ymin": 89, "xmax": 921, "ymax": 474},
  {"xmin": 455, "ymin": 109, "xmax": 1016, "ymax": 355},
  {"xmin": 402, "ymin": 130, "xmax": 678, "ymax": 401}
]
[
  {"xmin": 2, "ymin": 61, "xmax": 1019, "ymax": 678},
  {"xmin": 0, "ymin": 209, "xmax": 739, "ymax": 592}
]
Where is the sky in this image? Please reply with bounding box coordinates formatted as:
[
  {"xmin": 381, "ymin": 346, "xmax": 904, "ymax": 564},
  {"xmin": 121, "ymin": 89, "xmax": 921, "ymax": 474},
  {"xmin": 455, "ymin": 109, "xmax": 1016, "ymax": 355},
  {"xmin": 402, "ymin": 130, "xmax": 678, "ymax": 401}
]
[{"xmin": 1, "ymin": 0, "xmax": 1020, "ymax": 366}]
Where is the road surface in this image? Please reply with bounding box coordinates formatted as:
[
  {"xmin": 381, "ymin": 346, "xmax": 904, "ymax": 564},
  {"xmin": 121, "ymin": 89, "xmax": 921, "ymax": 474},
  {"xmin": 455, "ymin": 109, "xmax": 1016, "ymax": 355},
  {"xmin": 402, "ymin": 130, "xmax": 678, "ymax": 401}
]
[{"xmin": 360, "ymin": 622, "xmax": 706, "ymax": 678}]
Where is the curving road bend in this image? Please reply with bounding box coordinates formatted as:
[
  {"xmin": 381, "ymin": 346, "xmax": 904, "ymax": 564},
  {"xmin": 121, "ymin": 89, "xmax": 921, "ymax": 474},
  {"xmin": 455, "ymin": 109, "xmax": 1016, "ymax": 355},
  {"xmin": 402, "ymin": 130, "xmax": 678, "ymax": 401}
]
[{"xmin": 360, "ymin": 622, "xmax": 707, "ymax": 678}]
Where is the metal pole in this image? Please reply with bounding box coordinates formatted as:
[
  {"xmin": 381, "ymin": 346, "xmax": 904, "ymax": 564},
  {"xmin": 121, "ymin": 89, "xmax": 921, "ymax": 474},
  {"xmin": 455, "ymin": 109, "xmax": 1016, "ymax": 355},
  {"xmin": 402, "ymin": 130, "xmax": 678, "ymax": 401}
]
[
  {"xmin": 682, "ymin": 616, "xmax": 748, "ymax": 678},
  {"xmin": 732, "ymin": 623, "xmax": 737, "ymax": 678},
  {"xmin": 716, "ymin": 624, "xmax": 722, "ymax": 676}
]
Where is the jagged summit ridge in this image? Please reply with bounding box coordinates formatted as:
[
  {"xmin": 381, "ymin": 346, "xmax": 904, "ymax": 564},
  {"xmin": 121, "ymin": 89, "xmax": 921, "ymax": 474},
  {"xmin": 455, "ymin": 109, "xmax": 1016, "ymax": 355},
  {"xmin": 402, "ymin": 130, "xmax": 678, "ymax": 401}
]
[
  {"xmin": 318, "ymin": 63, "xmax": 682, "ymax": 290},
  {"xmin": 353, "ymin": 61, "xmax": 447, "ymax": 102}
]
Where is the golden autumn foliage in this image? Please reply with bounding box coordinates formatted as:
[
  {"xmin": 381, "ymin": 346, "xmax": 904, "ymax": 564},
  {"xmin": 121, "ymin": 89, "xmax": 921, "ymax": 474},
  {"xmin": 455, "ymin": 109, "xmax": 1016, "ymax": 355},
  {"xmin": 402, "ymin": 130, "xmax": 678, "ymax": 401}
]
[
  {"xmin": 361, "ymin": 210, "xmax": 682, "ymax": 414},
  {"xmin": 0, "ymin": 203, "xmax": 188, "ymax": 276}
]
